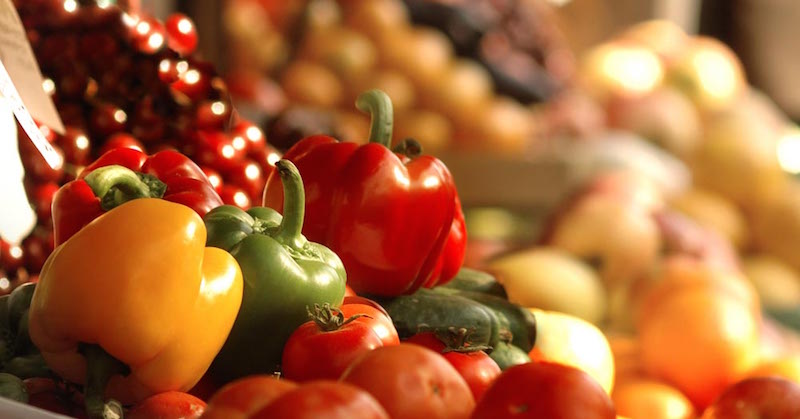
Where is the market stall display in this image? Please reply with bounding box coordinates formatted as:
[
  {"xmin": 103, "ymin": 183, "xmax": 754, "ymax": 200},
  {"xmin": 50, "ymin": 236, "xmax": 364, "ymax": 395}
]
[{"xmin": 1, "ymin": 1, "xmax": 800, "ymax": 418}]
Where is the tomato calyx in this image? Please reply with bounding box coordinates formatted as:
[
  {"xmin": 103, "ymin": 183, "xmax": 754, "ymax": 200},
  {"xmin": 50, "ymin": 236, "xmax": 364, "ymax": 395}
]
[
  {"xmin": 433, "ymin": 328, "xmax": 492, "ymax": 354},
  {"xmin": 307, "ymin": 304, "xmax": 370, "ymax": 333}
]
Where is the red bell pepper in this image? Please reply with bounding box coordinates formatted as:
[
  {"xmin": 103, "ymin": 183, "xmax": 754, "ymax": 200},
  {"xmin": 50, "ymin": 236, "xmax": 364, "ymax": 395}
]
[
  {"xmin": 262, "ymin": 89, "xmax": 465, "ymax": 296},
  {"xmin": 53, "ymin": 147, "xmax": 223, "ymax": 245},
  {"xmin": 424, "ymin": 195, "xmax": 467, "ymax": 288}
]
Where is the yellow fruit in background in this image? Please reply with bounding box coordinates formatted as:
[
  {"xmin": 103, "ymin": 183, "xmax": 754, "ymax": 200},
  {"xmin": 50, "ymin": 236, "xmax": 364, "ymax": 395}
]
[
  {"xmin": 425, "ymin": 59, "xmax": 493, "ymax": 125},
  {"xmin": 350, "ymin": 70, "xmax": 416, "ymax": 111},
  {"xmin": 342, "ymin": 0, "xmax": 410, "ymax": 41},
  {"xmin": 752, "ymin": 183, "xmax": 800, "ymax": 272},
  {"xmin": 748, "ymin": 355, "xmax": 800, "ymax": 384},
  {"xmin": 742, "ymin": 255, "xmax": 800, "ymax": 310},
  {"xmin": 670, "ymin": 188, "xmax": 749, "ymax": 250},
  {"xmin": 529, "ymin": 308, "xmax": 615, "ymax": 395},
  {"xmin": 665, "ymin": 36, "xmax": 746, "ymax": 113},
  {"xmin": 378, "ymin": 27, "xmax": 453, "ymax": 89},
  {"xmin": 280, "ymin": 60, "xmax": 344, "ymax": 108},
  {"xmin": 580, "ymin": 40, "xmax": 664, "ymax": 102},
  {"xmin": 612, "ymin": 378, "xmax": 695, "ymax": 419},
  {"xmin": 488, "ymin": 247, "xmax": 607, "ymax": 324},
  {"xmin": 690, "ymin": 96, "xmax": 787, "ymax": 209},
  {"xmin": 617, "ymin": 19, "xmax": 689, "ymax": 63},
  {"xmin": 394, "ymin": 110, "xmax": 453, "ymax": 155},
  {"xmin": 297, "ymin": 27, "xmax": 378, "ymax": 82}
]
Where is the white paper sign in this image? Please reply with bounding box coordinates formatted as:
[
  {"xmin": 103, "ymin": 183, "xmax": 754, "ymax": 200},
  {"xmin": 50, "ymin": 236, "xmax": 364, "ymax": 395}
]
[
  {"xmin": 0, "ymin": 0, "xmax": 65, "ymax": 169},
  {"xmin": 0, "ymin": 96, "xmax": 36, "ymax": 245}
]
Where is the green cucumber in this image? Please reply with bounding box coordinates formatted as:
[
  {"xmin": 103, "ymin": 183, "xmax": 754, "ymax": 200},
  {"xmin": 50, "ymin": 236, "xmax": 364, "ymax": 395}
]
[
  {"xmin": 489, "ymin": 342, "xmax": 531, "ymax": 370},
  {"xmin": 434, "ymin": 287, "xmax": 536, "ymax": 352},
  {"xmin": 0, "ymin": 372, "xmax": 27, "ymax": 403},
  {"xmin": 440, "ymin": 268, "xmax": 506, "ymax": 298},
  {"xmin": 378, "ymin": 288, "xmax": 511, "ymax": 349}
]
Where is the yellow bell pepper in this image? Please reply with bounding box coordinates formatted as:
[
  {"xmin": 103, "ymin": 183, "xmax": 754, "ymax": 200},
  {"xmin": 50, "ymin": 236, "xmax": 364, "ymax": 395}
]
[{"xmin": 28, "ymin": 198, "xmax": 243, "ymax": 416}]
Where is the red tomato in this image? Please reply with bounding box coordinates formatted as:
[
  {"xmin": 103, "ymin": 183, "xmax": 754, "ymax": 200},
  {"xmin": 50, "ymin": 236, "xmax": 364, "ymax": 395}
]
[
  {"xmin": 405, "ymin": 333, "xmax": 501, "ymax": 402},
  {"xmin": 281, "ymin": 305, "xmax": 383, "ymax": 382},
  {"xmin": 472, "ymin": 361, "xmax": 616, "ymax": 419},
  {"xmin": 203, "ymin": 375, "xmax": 297, "ymax": 418},
  {"xmin": 250, "ymin": 381, "xmax": 389, "ymax": 419},
  {"xmin": 341, "ymin": 297, "xmax": 400, "ymax": 346},
  {"xmin": 341, "ymin": 343, "xmax": 475, "ymax": 419},
  {"xmin": 126, "ymin": 391, "xmax": 206, "ymax": 419}
]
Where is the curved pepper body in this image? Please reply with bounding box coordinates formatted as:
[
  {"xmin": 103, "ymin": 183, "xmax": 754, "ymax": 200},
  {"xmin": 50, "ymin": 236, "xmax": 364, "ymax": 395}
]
[
  {"xmin": 263, "ymin": 135, "xmax": 457, "ymax": 296},
  {"xmin": 205, "ymin": 161, "xmax": 346, "ymax": 382},
  {"xmin": 28, "ymin": 198, "xmax": 243, "ymax": 404}
]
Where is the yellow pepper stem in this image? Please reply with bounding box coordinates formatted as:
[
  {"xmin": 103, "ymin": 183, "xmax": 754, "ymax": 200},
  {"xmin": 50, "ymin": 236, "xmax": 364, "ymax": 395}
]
[{"xmin": 82, "ymin": 344, "xmax": 127, "ymax": 419}]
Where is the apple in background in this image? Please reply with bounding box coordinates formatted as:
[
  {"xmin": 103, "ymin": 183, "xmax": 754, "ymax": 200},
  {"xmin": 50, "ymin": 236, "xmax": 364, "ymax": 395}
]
[
  {"xmin": 669, "ymin": 187, "xmax": 749, "ymax": 251},
  {"xmin": 701, "ymin": 377, "xmax": 800, "ymax": 418},
  {"xmin": 471, "ymin": 362, "xmax": 616, "ymax": 419},
  {"xmin": 654, "ymin": 210, "xmax": 739, "ymax": 271},
  {"xmin": 605, "ymin": 86, "xmax": 701, "ymax": 158},
  {"xmin": 543, "ymin": 171, "xmax": 662, "ymax": 291}
]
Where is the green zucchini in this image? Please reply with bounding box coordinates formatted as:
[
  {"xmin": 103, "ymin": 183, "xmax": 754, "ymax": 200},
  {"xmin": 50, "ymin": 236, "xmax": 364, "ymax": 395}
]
[
  {"xmin": 489, "ymin": 342, "xmax": 531, "ymax": 370},
  {"xmin": 440, "ymin": 268, "xmax": 507, "ymax": 298},
  {"xmin": 434, "ymin": 287, "xmax": 536, "ymax": 352},
  {"xmin": 378, "ymin": 288, "xmax": 511, "ymax": 349}
]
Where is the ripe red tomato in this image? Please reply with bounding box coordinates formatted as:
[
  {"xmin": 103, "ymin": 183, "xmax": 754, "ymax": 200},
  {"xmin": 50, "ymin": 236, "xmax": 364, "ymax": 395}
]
[
  {"xmin": 250, "ymin": 381, "xmax": 389, "ymax": 419},
  {"xmin": 405, "ymin": 333, "xmax": 501, "ymax": 402},
  {"xmin": 203, "ymin": 375, "xmax": 297, "ymax": 418},
  {"xmin": 281, "ymin": 305, "xmax": 383, "ymax": 382},
  {"xmin": 126, "ymin": 391, "xmax": 206, "ymax": 419},
  {"xmin": 472, "ymin": 361, "xmax": 616, "ymax": 419},
  {"xmin": 701, "ymin": 376, "xmax": 800, "ymax": 418},
  {"xmin": 341, "ymin": 296, "xmax": 400, "ymax": 346},
  {"xmin": 341, "ymin": 343, "xmax": 475, "ymax": 419},
  {"xmin": 164, "ymin": 13, "xmax": 198, "ymax": 55}
]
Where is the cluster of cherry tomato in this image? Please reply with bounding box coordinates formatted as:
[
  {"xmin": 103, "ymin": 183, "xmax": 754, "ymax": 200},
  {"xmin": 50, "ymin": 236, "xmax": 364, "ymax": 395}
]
[{"xmin": 2, "ymin": 0, "xmax": 282, "ymax": 291}]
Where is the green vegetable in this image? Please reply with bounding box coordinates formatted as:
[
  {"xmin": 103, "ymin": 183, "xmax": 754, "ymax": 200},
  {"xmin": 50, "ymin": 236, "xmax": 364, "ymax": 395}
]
[
  {"xmin": 7, "ymin": 283, "xmax": 35, "ymax": 334},
  {"xmin": 205, "ymin": 160, "xmax": 346, "ymax": 382},
  {"xmin": 441, "ymin": 268, "xmax": 507, "ymax": 298},
  {"xmin": 4, "ymin": 354, "xmax": 50, "ymax": 380},
  {"xmin": 489, "ymin": 342, "xmax": 531, "ymax": 370},
  {"xmin": 433, "ymin": 287, "xmax": 536, "ymax": 351},
  {"xmin": 378, "ymin": 288, "xmax": 511, "ymax": 349},
  {"xmin": 0, "ymin": 372, "xmax": 27, "ymax": 403}
]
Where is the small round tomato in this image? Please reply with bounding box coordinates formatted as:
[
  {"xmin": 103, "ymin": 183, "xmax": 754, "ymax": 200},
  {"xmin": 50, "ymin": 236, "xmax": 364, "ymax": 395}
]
[
  {"xmin": 251, "ymin": 381, "xmax": 389, "ymax": 419},
  {"xmin": 472, "ymin": 361, "xmax": 616, "ymax": 419},
  {"xmin": 203, "ymin": 375, "xmax": 297, "ymax": 418},
  {"xmin": 126, "ymin": 391, "xmax": 206, "ymax": 419},
  {"xmin": 341, "ymin": 343, "xmax": 475, "ymax": 419},
  {"xmin": 405, "ymin": 332, "xmax": 501, "ymax": 402},
  {"xmin": 282, "ymin": 305, "xmax": 383, "ymax": 382},
  {"xmin": 341, "ymin": 296, "xmax": 399, "ymax": 346}
]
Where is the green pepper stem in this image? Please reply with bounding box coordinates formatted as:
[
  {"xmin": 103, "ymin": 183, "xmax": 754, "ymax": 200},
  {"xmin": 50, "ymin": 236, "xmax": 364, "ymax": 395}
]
[
  {"xmin": 83, "ymin": 165, "xmax": 166, "ymax": 211},
  {"xmin": 355, "ymin": 89, "xmax": 394, "ymax": 148},
  {"xmin": 274, "ymin": 160, "xmax": 308, "ymax": 250},
  {"xmin": 82, "ymin": 344, "xmax": 127, "ymax": 419}
]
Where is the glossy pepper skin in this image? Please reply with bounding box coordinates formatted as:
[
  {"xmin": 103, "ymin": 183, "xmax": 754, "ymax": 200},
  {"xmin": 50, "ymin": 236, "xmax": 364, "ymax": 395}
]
[
  {"xmin": 424, "ymin": 195, "xmax": 467, "ymax": 288},
  {"xmin": 53, "ymin": 147, "xmax": 223, "ymax": 246},
  {"xmin": 263, "ymin": 90, "xmax": 461, "ymax": 296},
  {"xmin": 28, "ymin": 198, "xmax": 243, "ymax": 416},
  {"xmin": 205, "ymin": 159, "xmax": 346, "ymax": 382}
]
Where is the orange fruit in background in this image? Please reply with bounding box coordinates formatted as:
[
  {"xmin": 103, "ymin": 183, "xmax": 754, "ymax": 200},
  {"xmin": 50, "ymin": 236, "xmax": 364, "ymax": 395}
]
[
  {"xmin": 612, "ymin": 377, "xmax": 695, "ymax": 419},
  {"xmin": 637, "ymin": 282, "xmax": 760, "ymax": 409},
  {"xmin": 747, "ymin": 356, "xmax": 800, "ymax": 384}
]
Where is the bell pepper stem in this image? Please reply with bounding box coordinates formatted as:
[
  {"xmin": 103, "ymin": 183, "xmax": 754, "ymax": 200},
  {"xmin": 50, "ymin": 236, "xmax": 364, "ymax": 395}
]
[
  {"xmin": 82, "ymin": 344, "xmax": 127, "ymax": 419},
  {"xmin": 83, "ymin": 165, "xmax": 167, "ymax": 211},
  {"xmin": 356, "ymin": 89, "xmax": 394, "ymax": 148},
  {"xmin": 274, "ymin": 160, "xmax": 308, "ymax": 250}
]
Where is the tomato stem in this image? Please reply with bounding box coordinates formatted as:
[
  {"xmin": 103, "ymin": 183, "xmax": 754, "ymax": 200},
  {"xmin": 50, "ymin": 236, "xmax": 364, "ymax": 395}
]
[{"xmin": 307, "ymin": 303, "xmax": 368, "ymax": 332}]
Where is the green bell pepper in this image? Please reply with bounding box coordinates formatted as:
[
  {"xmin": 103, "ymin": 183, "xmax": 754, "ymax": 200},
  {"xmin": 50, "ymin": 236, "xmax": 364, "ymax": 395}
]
[{"xmin": 205, "ymin": 159, "xmax": 346, "ymax": 381}]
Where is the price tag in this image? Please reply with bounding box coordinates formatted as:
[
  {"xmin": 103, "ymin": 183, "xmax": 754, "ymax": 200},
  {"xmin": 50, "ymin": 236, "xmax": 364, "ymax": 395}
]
[{"xmin": 0, "ymin": 0, "xmax": 65, "ymax": 169}]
